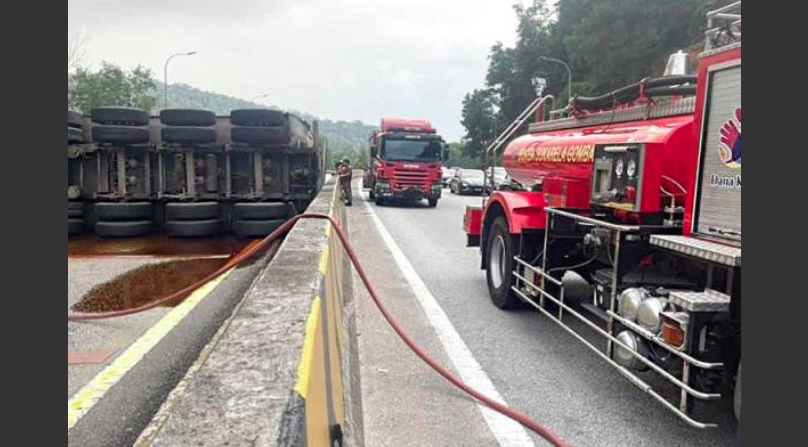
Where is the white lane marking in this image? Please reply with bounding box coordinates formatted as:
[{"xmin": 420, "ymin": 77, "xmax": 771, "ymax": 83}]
[{"xmin": 362, "ymin": 199, "xmax": 537, "ymax": 447}]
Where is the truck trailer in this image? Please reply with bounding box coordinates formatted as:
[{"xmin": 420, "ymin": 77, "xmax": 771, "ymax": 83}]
[
  {"xmin": 363, "ymin": 118, "xmax": 447, "ymax": 208},
  {"xmin": 465, "ymin": 2, "xmax": 741, "ymax": 435},
  {"xmin": 67, "ymin": 108, "xmax": 325, "ymax": 238}
]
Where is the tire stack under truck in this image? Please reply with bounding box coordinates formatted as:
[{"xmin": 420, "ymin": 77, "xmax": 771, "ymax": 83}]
[
  {"xmin": 160, "ymin": 109, "xmax": 223, "ymax": 238},
  {"xmin": 68, "ymin": 111, "xmax": 86, "ymax": 236},
  {"xmin": 90, "ymin": 107, "xmax": 155, "ymax": 238}
]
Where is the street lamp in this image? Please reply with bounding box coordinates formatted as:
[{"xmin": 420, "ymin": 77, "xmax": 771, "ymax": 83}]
[
  {"xmin": 164, "ymin": 51, "xmax": 198, "ymax": 108},
  {"xmin": 540, "ymin": 56, "xmax": 573, "ymax": 105},
  {"xmin": 252, "ymin": 94, "xmax": 271, "ymax": 104}
]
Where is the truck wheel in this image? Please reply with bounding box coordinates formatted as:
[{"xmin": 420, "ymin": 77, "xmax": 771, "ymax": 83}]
[
  {"xmin": 91, "ymin": 107, "xmax": 150, "ymax": 126},
  {"xmin": 96, "ymin": 221, "xmax": 152, "ymax": 238},
  {"xmin": 486, "ymin": 217, "xmax": 522, "ymax": 309},
  {"xmin": 734, "ymin": 363, "xmax": 742, "ymax": 422},
  {"xmin": 369, "ymin": 190, "xmax": 377, "ymax": 200},
  {"xmin": 160, "ymin": 109, "xmax": 217, "ymax": 127},
  {"xmin": 92, "ymin": 126, "xmax": 151, "ymax": 145},
  {"xmin": 428, "ymin": 199, "xmax": 439, "ymax": 208},
  {"xmin": 165, "ymin": 202, "xmax": 220, "ymax": 221},
  {"xmin": 232, "ymin": 219, "xmax": 285, "ymax": 238},
  {"xmin": 166, "ymin": 220, "xmax": 221, "ymax": 238},
  {"xmin": 231, "ymin": 126, "xmax": 290, "ymax": 145},
  {"xmin": 233, "ymin": 203, "xmax": 294, "ymax": 220},
  {"xmin": 95, "ymin": 202, "xmax": 153, "ymax": 221},
  {"xmin": 161, "ymin": 127, "xmax": 217, "ymax": 145},
  {"xmin": 68, "ymin": 202, "xmax": 85, "ymax": 218},
  {"xmin": 231, "ymin": 109, "xmax": 287, "ymax": 127},
  {"xmin": 68, "ymin": 218, "xmax": 84, "ymax": 236},
  {"xmin": 68, "ymin": 111, "xmax": 84, "ymax": 129},
  {"xmin": 68, "ymin": 127, "xmax": 85, "ymax": 144}
]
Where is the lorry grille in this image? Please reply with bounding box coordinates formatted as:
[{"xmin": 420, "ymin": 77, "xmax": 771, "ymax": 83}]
[{"xmin": 394, "ymin": 171, "xmax": 429, "ymax": 187}]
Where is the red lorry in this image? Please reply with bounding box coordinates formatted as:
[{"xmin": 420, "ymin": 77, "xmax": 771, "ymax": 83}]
[
  {"xmin": 465, "ymin": 2, "xmax": 741, "ymax": 436},
  {"xmin": 363, "ymin": 118, "xmax": 446, "ymax": 208}
]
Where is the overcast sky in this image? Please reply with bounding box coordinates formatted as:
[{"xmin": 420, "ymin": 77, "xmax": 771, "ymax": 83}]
[{"xmin": 69, "ymin": 0, "xmax": 532, "ymax": 141}]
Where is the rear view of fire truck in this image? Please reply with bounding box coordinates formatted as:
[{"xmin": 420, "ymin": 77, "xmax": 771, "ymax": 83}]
[{"xmin": 467, "ymin": 2, "xmax": 741, "ymax": 434}]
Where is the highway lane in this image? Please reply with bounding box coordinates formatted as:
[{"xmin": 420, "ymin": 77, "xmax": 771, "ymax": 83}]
[{"xmin": 350, "ymin": 188, "xmax": 737, "ymax": 447}]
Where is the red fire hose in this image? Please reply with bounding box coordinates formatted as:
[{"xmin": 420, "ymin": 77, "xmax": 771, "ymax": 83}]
[{"xmin": 68, "ymin": 213, "xmax": 573, "ymax": 447}]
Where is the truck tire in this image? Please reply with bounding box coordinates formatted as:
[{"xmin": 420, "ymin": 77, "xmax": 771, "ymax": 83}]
[
  {"xmin": 160, "ymin": 109, "xmax": 216, "ymax": 127},
  {"xmin": 92, "ymin": 126, "xmax": 151, "ymax": 145},
  {"xmin": 166, "ymin": 220, "xmax": 220, "ymax": 238},
  {"xmin": 68, "ymin": 202, "xmax": 85, "ymax": 218},
  {"xmin": 91, "ymin": 107, "xmax": 150, "ymax": 126},
  {"xmin": 428, "ymin": 199, "xmax": 439, "ymax": 208},
  {"xmin": 734, "ymin": 363, "xmax": 742, "ymax": 422},
  {"xmin": 233, "ymin": 202, "xmax": 294, "ymax": 220},
  {"xmin": 369, "ymin": 190, "xmax": 377, "ymax": 200},
  {"xmin": 232, "ymin": 219, "xmax": 286, "ymax": 238},
  {"xmin": 231, "ymin": 109, "xmax": 286, "ymax": 127},
  {"xmin": 166, "ymin": 202, "xmax": 220, "ymax": 221},
  {"xmin": 96, "ymin": 221, "xmax": 152, "ymax": 238},
  {"xmin": 486, "ymin": 217, "xmax": 522, "ymax": 309},
  {"xmin": 68, "ymin": 127, "xmax": 85, "ymax": 144},
  {"xmin": 231, "ymin": 126, "xmax": 289, "ymax": 145},
  {"xmin": 95, "ymin": 202, "xmax": 153, "ymax": 221},
  {"xmin": 68, "ymin": 218, "xmax": 84, "ymax": 236},
  {"xmin": 162, "ymin": 127, "xmax": 217, "ymax": 145},
  {"xmin": 68, "ymin": 111, "xmax": 84, "ymax": 129}
]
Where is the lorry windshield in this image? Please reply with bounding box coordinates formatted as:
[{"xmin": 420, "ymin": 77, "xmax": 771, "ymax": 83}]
[{"xmin": 381, "ymin": 138, "xmax": 442, "ymax": 162}]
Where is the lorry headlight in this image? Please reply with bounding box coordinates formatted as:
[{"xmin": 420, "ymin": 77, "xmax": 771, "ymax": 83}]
[
  {"xmin": 614, "ymin": 331, "xmax": 650, "ymax": 371},
  {"xmin": 637, "ymin": 297, "xmax": 669, "ymax": 333},
  {"xmin": 619, "ymin": 288, "xmax": 648, "ymax": 322}
]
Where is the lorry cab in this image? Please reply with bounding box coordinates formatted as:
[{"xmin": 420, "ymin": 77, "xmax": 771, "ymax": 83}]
[{"xmin": 364, "ymin": 118, "xmax": 446, "ymax": 208}]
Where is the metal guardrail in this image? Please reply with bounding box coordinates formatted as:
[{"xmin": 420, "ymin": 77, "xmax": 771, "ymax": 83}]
[{"xmin": 511, "ymin": 208, "xmax": 725, "ymax": 429}]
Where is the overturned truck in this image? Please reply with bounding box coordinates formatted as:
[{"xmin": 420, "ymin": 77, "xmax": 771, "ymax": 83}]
[{"xmin": 67, "ymin": 108, "xmax": 325, "ymax": 238}]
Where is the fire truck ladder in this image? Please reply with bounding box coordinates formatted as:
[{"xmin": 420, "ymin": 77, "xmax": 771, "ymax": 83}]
[
  {"xmin": 483, "ymin": 94, "xmax": 555, "ymax": 204},
  {"xmin": 706, "ymin": 1, "xmax": 742, "ymax": 51}
]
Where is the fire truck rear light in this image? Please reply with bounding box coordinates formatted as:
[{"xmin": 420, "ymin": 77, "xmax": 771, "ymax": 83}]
[{"xmin": 661, "ymin": 313, "xmax": 689, "ymax": 349}]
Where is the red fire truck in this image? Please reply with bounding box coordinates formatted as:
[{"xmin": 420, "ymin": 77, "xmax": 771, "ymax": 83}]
[
  {"xmin": 363, "ymin": 118, "xmax": 446, "ymax": 208},
  {"xmin": 465, "ymin": 2, "xmax": 741, "ymax": 435}
]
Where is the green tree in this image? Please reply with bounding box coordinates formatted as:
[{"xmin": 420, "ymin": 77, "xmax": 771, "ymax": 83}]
[
  {"xmin": 460, "ymin": 89, "xmax": 498, "ymax": 161},
  {"xmin": 68, "ymin": 63, "xmax": 157, "ymax": 113}
]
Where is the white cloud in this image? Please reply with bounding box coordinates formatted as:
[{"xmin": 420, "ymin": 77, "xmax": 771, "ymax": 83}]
[{"xmin": 68, "ymin": 0, "xmax": 531, "ymax": 140}]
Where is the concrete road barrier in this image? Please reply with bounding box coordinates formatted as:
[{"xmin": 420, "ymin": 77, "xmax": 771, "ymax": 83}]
[{"xmin": 148, "ymin": 182, "xmax": 363, "ymax": 447}]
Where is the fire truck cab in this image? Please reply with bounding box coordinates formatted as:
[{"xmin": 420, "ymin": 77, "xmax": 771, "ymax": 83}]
[
  {"xmin": 465, "ymin": 2, "xmax": 741, "ymax": 434},
  {"xmin": 364, "ymin": 118, "xmax": 446, "ymax": 208}
]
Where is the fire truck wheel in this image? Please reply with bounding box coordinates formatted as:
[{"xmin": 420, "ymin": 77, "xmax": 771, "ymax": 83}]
[
  {"xmin": 232, "ymin": 219, "xmax": 285, "ymax": 238},
  {"xmin": 68, "ymin": 127, "xmax": 85, "ymax": 144},
  {"xmin": 369, "ymin": 190, "xmax": 377, "ymax": 200},
  {"xmin": 166, "ymin": 220, "xmax": 221, "ymax": 238},
  {"xmin": 734, "ymin": 363, "xmax": 742, "ymax": 421},
  {"xmin": 95, "ymin": 202, "xmax": 153, "ymax": 221},
  {"xmin": 231, "ymin": 126, "xmax": 290, "ymax": 145},
  {"xmin": 68, "ymin": 111, "xmax": 84, "ymax": 129},
  {"xmin": 68, "ymin": 202, "xmax": 85, "ymax": 218},
  {"xmin": 68, "ymin": 218, "xmax": 84, "ymax": 236},
  {"xmin": 161, "ymin": 127, "xmax": 217, "ymax": 145},
  {"xmin": 160, "ymin": 109, "xmax": 217, "ymax": 127},
  {"xmin": 166, "ymin": 203, "xmax": 220, "ymax": 221},
  {"xmin": 233, "ymin": 203, "xmax": 294, "ymax": 220},
  {"xmin": 231, "ymin": 109, "xmax": 287, "ymax": 127},
  {"xmin": 486, "ymin": 217, "xmax": 522, "ymax": 309},
  {"xmin": 92, "ymin": 126, "xmax": 151, "ymax": 145},
  {"xmin": 428, "ymin": 199, "xmax": 439, "ymax": 208},
  {"xmin": 95, "ymin": 221, "xmax": 152, "ymax": 238}
]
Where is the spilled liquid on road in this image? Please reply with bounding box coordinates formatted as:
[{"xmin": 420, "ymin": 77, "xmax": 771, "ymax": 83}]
[{"xmin": 71, "ymin": 258, "xmax": 228, "ymax": 313}]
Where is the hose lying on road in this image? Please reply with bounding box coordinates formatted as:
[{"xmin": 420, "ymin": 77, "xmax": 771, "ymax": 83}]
[{"xmin": 68, "ymin": 213, "xmax": 574, "ymax": 447}]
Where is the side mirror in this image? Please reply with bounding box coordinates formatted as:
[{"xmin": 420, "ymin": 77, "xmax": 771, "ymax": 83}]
[
  {"xmin": 443, "ymin": 145, "xmax": 451, "ymax": 162},
  {"xmin": 370, "ymin": 146, "xmax": 378, "ymax": 159}
]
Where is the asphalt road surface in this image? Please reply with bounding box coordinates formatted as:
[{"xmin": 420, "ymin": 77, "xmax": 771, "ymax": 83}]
[{"xmin": 349, "ymin": 187, "xmax": 737, "ymax": 447}]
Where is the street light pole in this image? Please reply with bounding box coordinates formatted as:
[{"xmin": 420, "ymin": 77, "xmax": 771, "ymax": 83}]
[
  {"xmin": 540, "ymin": 56, "xmax": 573, "ymax": 105},
  {"xmin": 164, "ymin": 52, "xmax": 197, "ymax": 109}
]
